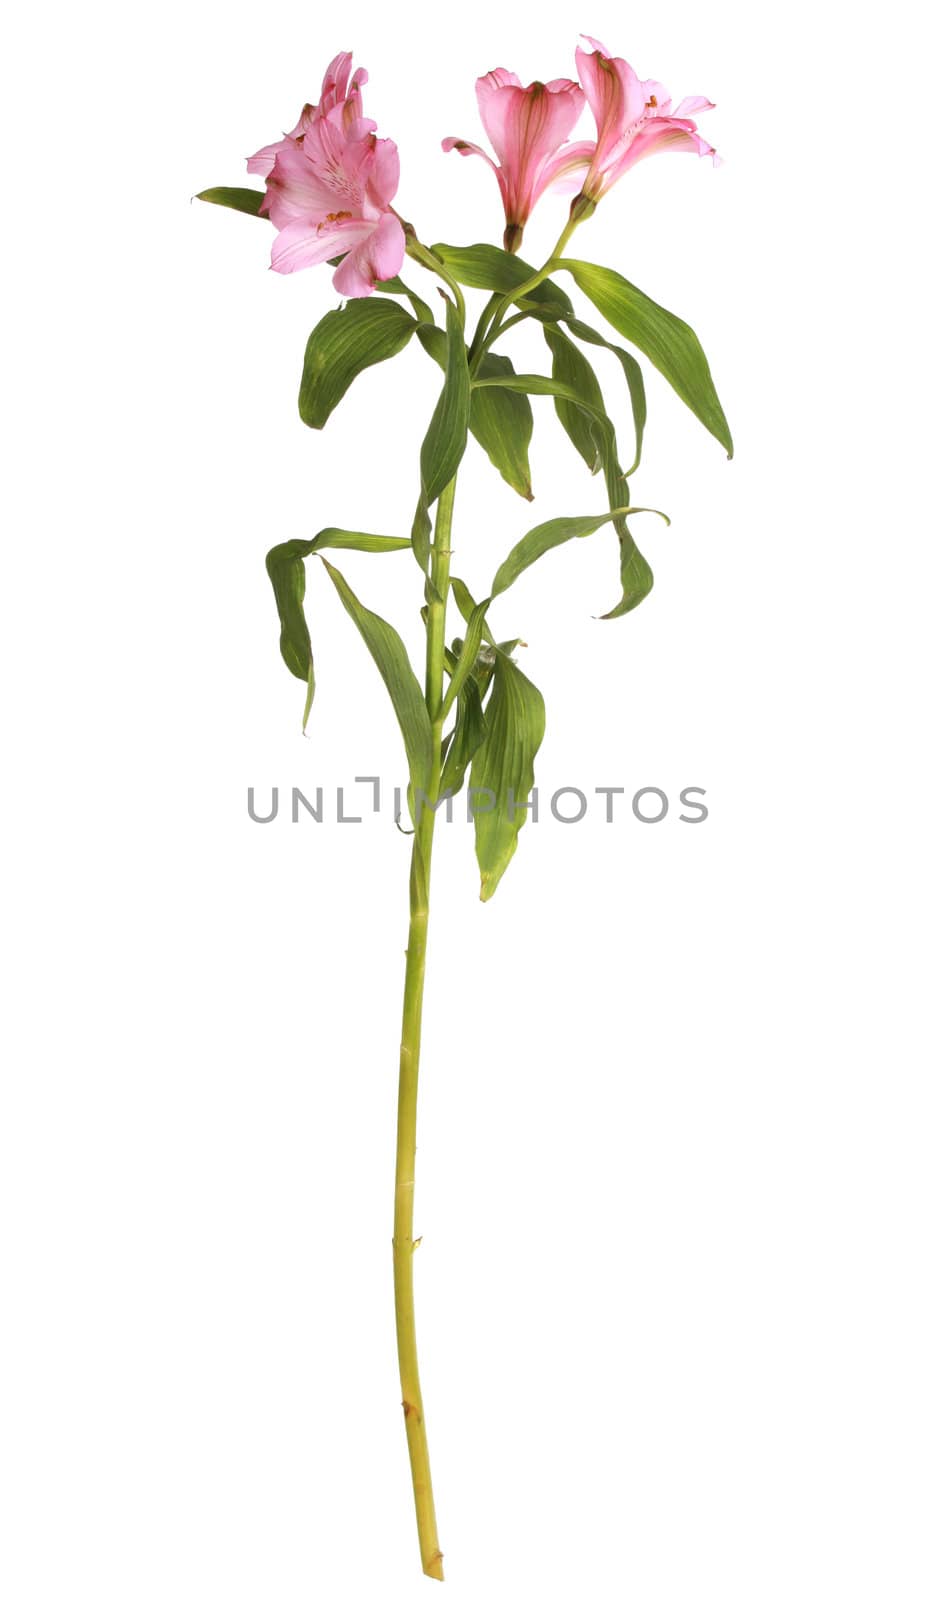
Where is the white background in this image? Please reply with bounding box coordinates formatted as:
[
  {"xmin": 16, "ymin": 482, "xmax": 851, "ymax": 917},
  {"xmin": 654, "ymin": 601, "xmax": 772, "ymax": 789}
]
[{"xmin": 2, "ymin": 0, "xmax": 946, "ymax": 1594}]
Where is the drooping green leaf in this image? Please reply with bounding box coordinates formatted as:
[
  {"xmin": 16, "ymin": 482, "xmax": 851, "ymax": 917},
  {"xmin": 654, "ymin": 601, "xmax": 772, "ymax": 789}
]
[
  {"xmin": 565, "ymin": 319, "xmax": 647, "ymax": 474},
  {"xmin": 491, "ymin": 507, "xmax": 668, "ymax": 599},
  {"xmin": 432, "ymin": 243, "xmax": 573, "ymax": 311},
  {"xmin": 544, "ymin": 325, "xmax": 605, "ymax": 473},
  {"xmin": 472, "ymin": 371, "xmax": 655, "ymax": 616},
  {"xmin": 441, "ymin": 597, "xmax": 492, "ymax": 717},
  {"xmin": 559, "ymin": 259, "xmax": 732, "ymax": 457},
  {"xmin": 265, "ymin": 529, "xmax": 412, "ymax": 730},
  {"xmin": 195, "ymin": 186, "xmax": 267, "ymax": 217},
  {"xmin": 470, "ymin": 652, "xmax": 546, "ymax": 901},
  {"xmin": 265, "ymin": 547, "xmax": 310, "ymax": 682},
  {"xmin": 299, "ymin": 299, "xmax": 417, "ymax": 429},
  {"xmin": 321, "ymin": 560, "xmax": 432, "ymax": 801},
  {"xmin": 603, "ymin": 530, "xmax": 655, "ymax": 620},
  {"xmin": 440, "ymin": 676, "xmax": 488, "ymax": 801}
]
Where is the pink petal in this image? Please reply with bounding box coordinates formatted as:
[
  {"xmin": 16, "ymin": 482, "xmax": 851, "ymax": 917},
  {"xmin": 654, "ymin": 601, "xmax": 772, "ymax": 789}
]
[
  {"xmin": 536, "ymin": 139, "xmax": 596, "ymax": 196},
  {"xmin": 320, "ymin": 51, "xmax": 353, "ymax": 112},
  {"xmin": 575, "ymin": 41, "xmax": 646, "ymax": 131},
  {"xmin": 365, "ymin": 136, "xmax": 400, "ymax": 211},
  {"xmin": 476, "ymin": 69, "xmax": 524, "ymax": 157},
  {"xmin": 270, "ymin": 217, "xmax": 375, "ymax": 275},
  {"xmin": 247, "ymin": 138, "xmax": 289, "ymax": 179},
  {"xmin": 266, "ymin": 143, "xmax": 346, "ymax": 228},
  {"xmin": 611, "ymin": 121, "xmax": 717, "ymax": 182},
  {"xmin": 674, "ymin": 95, "xmax": 715, "ymax": 117},
  {"xmin": 331, "ymin": 212, "xmax": 405, "ymax": 296},
  {"xmin": 442, "ymin": 136, "xmax": 497, "ymax": 170}
]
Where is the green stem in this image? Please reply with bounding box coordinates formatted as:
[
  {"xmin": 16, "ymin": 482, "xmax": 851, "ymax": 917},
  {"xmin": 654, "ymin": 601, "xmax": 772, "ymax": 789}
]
[
  {"xmin": 405, "ymin": 236, "xmax": 466, "ymax": 322},
  {"xmin": 393, "ymin": 474, "xmax": 456, "ymax": 1582},
  {"xmin": 469, "ymin": 216, "xmax": 579, "ymax": 369}
]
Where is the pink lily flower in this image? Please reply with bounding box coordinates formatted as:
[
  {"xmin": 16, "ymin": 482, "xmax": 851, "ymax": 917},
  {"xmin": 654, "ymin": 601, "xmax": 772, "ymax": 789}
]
[
  {"xmin": 265, "ymin": 113, "xmax": 405, "ymax": 295},
  {"xmin": 443, "ymin": 69, "xmax": 587, "ymax": 251},
  {"xmin": 246, "ymin": 51, "xmax": 372, "ymax": 196},
  {"xmin": 574, "ymin": 37, "xmax": 718, "ymax": 204}
]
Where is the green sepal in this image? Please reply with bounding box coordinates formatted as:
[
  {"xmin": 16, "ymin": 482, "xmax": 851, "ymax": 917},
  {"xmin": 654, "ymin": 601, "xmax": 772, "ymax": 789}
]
[
  {"xmin": 195, "ymin": 186, "xmax": 267, "ymax": 217},
  {"xmin": 321, "ymin": 559, "xmax": 432, "ymax": 802},
  {"xmin": 299, "ymin": 299, "xmax": 417, "ymax": 429},
  {"xmin": 559, "ymin": 259, "xmax": 732, "ymax": 457},
  {"xmin": 470, "ymin": 652, "xmax": 546, "ymax": 901}
]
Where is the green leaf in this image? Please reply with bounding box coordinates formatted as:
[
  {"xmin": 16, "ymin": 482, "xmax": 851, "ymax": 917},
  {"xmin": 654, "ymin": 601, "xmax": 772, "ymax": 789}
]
[
  {"xmin": 559, "ymin": 259, "xmax": 732, "ymax": 457},
  {"xmin": 299, "ymin": 299, "xmax": 417, "ymax": 429},
  {"xmin": 470, "ymin": 652, "xmax": 546, "ymax": 901},
  {"xmin": 544, "ymin": 325, "xmax": 605, "ymax": 473},
  {"xmin": 414, "ymin": 328, "xmax": 533, "ymax": 499},
  {"xmin": 441, "ymin": 596, "xmax": 492, "ymax": 717},
  {"xmin": 472, "ymin": 370, "xmax": 655, "ymax": 617},
  {"xmin": 604, "ymin": 530, "xmax": 655, "ymax": 620},
  {"xmin": 491, "ymin": 507, "xmax": 668, "ymax": 599},
  {"xmin": 470, "ymin": 352, "xmax": 534, "ymax": 500},
  {"xmin": 321, "ymin": 560, "xmax": 432, "ymax": 800},
  {"xmin": 565, "ymin": 319, "xmax": 647, "ymax": 474},
  {"xmin": 195, "ymin": 186, "xmax": 267, "ymax": 217},
  {"xmin": 440, "ymin": 676, "xmax": 488, "ymax": 801},
  {"xmin": 411, "ymin": 301, "xmax": 471, "ymax": 569},
  {"xmin": 265, "ymin": 529, "xmax": 412, "ymax": 730},
  {"xmin": 419, "ymin": 300, "xmax": 471, "ymax": 503},
  {"xmin": 375, "ymin": 276, "xmax": 435, "ymax": 323},
  {"xmin": 432, "ymin": 243, "xmax": 573, "ymax": 311}
]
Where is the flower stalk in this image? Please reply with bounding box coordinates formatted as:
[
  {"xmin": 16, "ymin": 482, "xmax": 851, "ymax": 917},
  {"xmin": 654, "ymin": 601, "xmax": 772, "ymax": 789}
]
[{"xmin": 392, "ymin": 475, "xmax": 456, "ymax": 1581}]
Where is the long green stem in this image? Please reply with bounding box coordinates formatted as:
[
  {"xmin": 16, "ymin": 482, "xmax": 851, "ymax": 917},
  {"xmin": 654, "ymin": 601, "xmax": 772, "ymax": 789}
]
[{"xmin": 393, "ymin": 475, "xmax": 456, "ymax": 1582}]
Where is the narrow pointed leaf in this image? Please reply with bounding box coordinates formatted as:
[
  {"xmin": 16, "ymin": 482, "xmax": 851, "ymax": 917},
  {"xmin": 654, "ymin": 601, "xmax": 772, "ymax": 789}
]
[
  {"xmin": 473, "ymin": 372, "xmax": 655, "ymax": 616},
  {"xmin": 265, "ymin": 529, "xmax": 412, "ymax": 729},
  {"xmin": 544, "ymin": 325, "xmax": 605, "ymax": 472},
  {"xmin": 419, "ymin": 299, "xmax": 471, "ymax": 503},
  {"xmin": 414, "ymin": 327, "xmax": 533, "ymax": 499},
  {"xmin": 470, "ymin": 353, "xmax": 533, "ymax": 499},
  {"xmin": 491, "ymin": 507, "xmax": 668, "ymax": 598},
  {"xmin": 559, "ymin": 259, "xmax": 732, "ymax": 457},
  {"xmin": 440, "ymin": 676, "xmax": 488, "ymax": 801},
  {"xmin": 321, "ymin": 559, "xmax": 432, "ymax": 799},
  {"xmin": 299, "ymin": 299, "xmax": 417, "ymax": 429},
  {"xmin": 471, "ymin": 652, "xmax": 546, "ymax": 901},
  {"xmin": 432, "ymin": 243, "xmax": 573, "ymax": 311},
  {"xmin": 566, "ymin": 319, "xmax": 647, "ymax": 473},
  {"xmin": 602, "ymin": 530, "xmax": 655, "ymax": 619},
  {"xmin": 441, "ymin": 597, "xmax": 492, "ymax": 718},
  {"xmin": 195, "ymin": 186, "xmax": 267, "ymax": 217}
]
